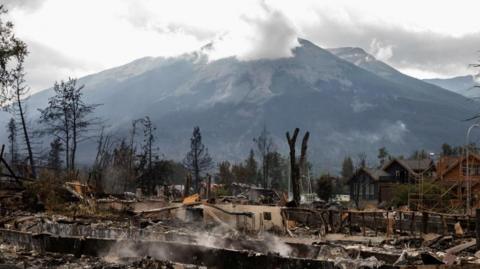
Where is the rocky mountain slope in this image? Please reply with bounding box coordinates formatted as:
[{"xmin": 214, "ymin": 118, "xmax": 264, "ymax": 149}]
[{"xmin": 1, "ymin": 39, "xmax": 477, "ymax": 170}]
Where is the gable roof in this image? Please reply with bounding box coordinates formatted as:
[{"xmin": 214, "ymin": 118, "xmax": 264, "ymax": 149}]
[
  {"xmin": 350, "ymin": 167, "xmax": 389, "ymax": 182},
  {"xmin": 382, "ymin": 158, "xmax": 434, "ymax": 176},
  {"xmin": 438, "ymin": 153, "xmax": 480, "ymax": 178},
  {"xmin": 398, "ymin": 159, "xmax": 433, "ymax": 171}
]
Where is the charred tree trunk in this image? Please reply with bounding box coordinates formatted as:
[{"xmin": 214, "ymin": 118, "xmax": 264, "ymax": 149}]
[
  {"xmin": 72, "ymin": 113, "xmax": 77, "ymax": 172},
  {"xmin": 0, "ymin": 144, "xmax": 20, "ymax": 183},
  {"xmin": 286, "ymin": 128, "xmax": 300, "ymax": 205},
  {"xmin": 16, "ymin": 88, "xmax": 36, "ymax": 178},
  {"xmin": 65, "ymin": 118, "xmax": 70, "ymax": 171},
  {"xmin": 206, "ymin": 174, "xmax": 211, "ymax": 199},
  {"xmin": 194, "ymin": 150, "xmax": 200, "ymax": 193},
  {"xmin": 184, "ymin": 173, "xmax": 192, "ymax": 198},
  {"xmin": 299, "ymin": 131, "xmax": 310, "ymax": 182},
  {"xmin": 286, "ymin": 128, "xmax": 310, "ymax": 206}
]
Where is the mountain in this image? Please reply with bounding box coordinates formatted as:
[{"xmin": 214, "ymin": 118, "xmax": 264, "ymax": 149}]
[
  {"xmin": 0, "ymin": 39, "xmax": 478, "ymax": 171},
  {"xmin": 423, "ymin": 75, "xmax": 479, "ymax": 99},
  {"xmin": 329, "ymin": 47, "xmax": 476, "ymax": 102}
]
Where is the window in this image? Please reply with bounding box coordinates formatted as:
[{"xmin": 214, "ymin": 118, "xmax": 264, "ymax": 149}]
[
  {"xmin": 462, "ymin": 163, "xmax": 480, "ymax": 176},
  {"xmin": 263, "ymin": 212, "xmax": 272, "ymax": 220}
]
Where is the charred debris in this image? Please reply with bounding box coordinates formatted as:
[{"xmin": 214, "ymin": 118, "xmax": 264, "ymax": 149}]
[{"xmin": 2, "ymin": 129, "xmax": 480, "ymax": 269}]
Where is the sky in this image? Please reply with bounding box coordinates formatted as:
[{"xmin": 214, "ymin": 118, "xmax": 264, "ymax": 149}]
[{"xmin": 4, "ymin": 0, "xmax": 480, "ymax": 93}]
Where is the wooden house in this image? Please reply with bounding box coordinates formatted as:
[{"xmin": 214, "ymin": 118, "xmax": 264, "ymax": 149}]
[
  {"xmin": 349, "ymin": 158, "xmax": 435, "ymax": 207},
  {"xmin": 382, "ymin": 158, "xmax": 435, "ymax": 183},
  {"xmin": 436, "ymin": 153, "xmax": 480, "ymax": 208},
  {"xmin": 349, "ymin": 167, "xmax": 390, "ymax": 205}
]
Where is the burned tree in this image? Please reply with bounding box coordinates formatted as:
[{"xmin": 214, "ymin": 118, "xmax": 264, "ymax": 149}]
[
  {"xmin": 286, "ymin": 128, "xmax": 309, "ymax": 205},
  {"xmin": 316, "ymin": 174, "xmax": 334, "ymax": 201},
  {"xmin": 136, "ymin": 116, "xmax": 162, "ymax": 194},
  {"xmin": 47, "ymin": 138, "xmax": 64, "ymax": 173},
  {"xmin": 90, "ymin": 127, "xmax": 114, "ymax": 193},
  {"xmin": 184, "ymin": 173, "xmax": 192, "ymax": 197},
  {"xmin": 6, "ymin": 117, "xmax": 17, "ymax": 165},
  {"xmin": 339, "ymin": 156, "xmax": 354, "ymax": 193},
  {"xmin": 183, "ymin": 126, "xmax": 213, "ymax": 193},
  {"xmin": 127, "ymin": 118, "xmax": 143, "ymax": 190},
  {"xmin": 112, "ymin": 139, "xmax": 136, "ymax": 193},
  {"xmin": 244, "ymin": 149, "xmax": 259, "ymax": 185},
  {"xmin": 254, "ymin": 125, "xmax": 274, "ymax": 188},
  {"xmin": 141, "ymin": 116, "xmax": 156, "ymax": 172},
  {"xmin": 217, "ymin": 161, "xmax": 234, "ymax": 185},
  {"xmin": 10, "ymin": 54, "xmax": 36, "ymax": 178},
  {"xmin": 39, "ymin": 78, "xmax": 99, "ymax": 172},
  {"xmin": 267, "ymin": 151, "xmax": 288, "ymax": 191}
]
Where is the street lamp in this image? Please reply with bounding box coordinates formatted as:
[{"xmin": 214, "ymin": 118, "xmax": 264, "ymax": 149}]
[{"xmin": 466, "ymin": 123, "xmax": 480, "ymax": 215}]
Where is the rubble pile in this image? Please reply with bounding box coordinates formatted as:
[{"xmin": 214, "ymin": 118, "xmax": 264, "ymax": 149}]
[
  {"xmin": 0, "ymin": 243, "xmax": 203, "ymax": 269},
  {"xmin": 1, "ymin": 180, "xmax": 480, "ymax": 268}
]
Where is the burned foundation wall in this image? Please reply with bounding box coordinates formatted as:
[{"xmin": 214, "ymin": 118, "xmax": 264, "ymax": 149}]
[
  {"xmin": 96, "ymin": 199, "xmax": 168, "ymax": 212},
  {"xmin": 201, "ymin": 204, "xmax": 284, "ymax": 232},
  {"xmin": 0, "ymin": 228, "xmax": 336, "ymax": 269}
]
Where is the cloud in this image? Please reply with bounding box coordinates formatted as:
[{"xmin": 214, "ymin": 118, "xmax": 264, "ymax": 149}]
[
  {"xmin": 2, "ymin": 0, "xmax": 46, "ymax": 12},
  {"xmin": 9, "ymin": 0, "xmax": 480, "ymax": 86},
  {"xmin": 122, "ymin": 2, "xmax": 217, "ymax": 41},
  {"xmin": 302, "ymin": 9, "xmax": 480, "ymax": 78},
  {"xmin": 369, "ymin": 38, "xmax": 393, "ymax": 62},
  {"xmin": 119, "ymin": 0, "xmax": 479, "ymax": 77},
  {"xmin": 24, "ymin": 40, "xmax": 98, "ymax": 92},
  {"xmin": 122, "ymin": 0, "xmax": 300, "ymax": 61},
  {"xmin": 204, "ymin": 2, "xmax": 300, "ymax": 61}
]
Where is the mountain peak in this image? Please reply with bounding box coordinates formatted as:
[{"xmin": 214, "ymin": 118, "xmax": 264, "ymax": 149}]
[
  {"xmin": 329, "ymin": 46, "xmax": 368, "ymax": 55},
  {"xmin": 424, "ymin": 74, "xmax": 479, "ymax": 98},
  {"xmin": 297, "ymin": 38, "xmax": 316, "ymax": 47},
  {"xmin": 328, "ymin": 47, "xmax": 376, "ymax": 63}
]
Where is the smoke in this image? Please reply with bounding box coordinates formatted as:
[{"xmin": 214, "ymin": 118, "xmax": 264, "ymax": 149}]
[
  {"xmin": 192, "ymin": 226, "xmax": 231, "ymax": 249},
  {"xmin": 369, "ymin": 38, "xmax": 393, "ymax": 61},
  {"xmin": 192, "ymin": 230, "xmax": 293, "ymax": 257},
  {"xmin": 263, "ymin": 233, "xmax": 293, "ymax": 257},
  {"xmin": 103, "ymin": 205, "xmax": 294, "ymax": 265},
  {"xmin": 327, "ymin": 120, "xmax": 409, "ymax": 145},
  {"xmin": 103, "ymin": 241, "xmax": 139, "ymax": 264},
  {"xmin": 204, "ymin": 1, "xmax": 300, "ymax": 61},
  {"xmin": 103, "ymin": 235, "xmax": 168, "ymax": 263},
  {"xmin": 383, "ymin": 120, "xmax": 408, "ymax": 143}
]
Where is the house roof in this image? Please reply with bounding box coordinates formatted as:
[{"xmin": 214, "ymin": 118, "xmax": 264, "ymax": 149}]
[
  {"xmin": 383, "ymin": 158, "xmax": 434, "ymax": 176},
  {"xmin": 438, "ymin": 153, "xmax": 480, "ymax": 178},
  {"xmin": 398, "ymin": 159, "xmax": 433, "ymax": 171},
  {"xmin": 350, "ymin": 167, "xmax": 389, "ymax": 182}
]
